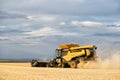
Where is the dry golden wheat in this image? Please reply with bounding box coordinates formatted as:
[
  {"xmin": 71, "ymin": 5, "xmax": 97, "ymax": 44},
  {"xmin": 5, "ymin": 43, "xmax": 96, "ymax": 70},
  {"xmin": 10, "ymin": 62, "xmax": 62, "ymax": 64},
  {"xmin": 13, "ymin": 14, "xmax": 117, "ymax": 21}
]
[{"xmin": 0, "ymin": 63, "xmax": 120, "ymax": 80}]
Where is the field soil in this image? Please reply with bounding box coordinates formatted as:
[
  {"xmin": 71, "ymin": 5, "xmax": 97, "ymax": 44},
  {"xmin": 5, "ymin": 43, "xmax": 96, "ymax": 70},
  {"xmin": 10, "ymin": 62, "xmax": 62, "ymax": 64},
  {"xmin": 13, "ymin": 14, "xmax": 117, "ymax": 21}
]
[{"xmin": 0, "ymin": 63, "xmax": 120, "ymax": 80}]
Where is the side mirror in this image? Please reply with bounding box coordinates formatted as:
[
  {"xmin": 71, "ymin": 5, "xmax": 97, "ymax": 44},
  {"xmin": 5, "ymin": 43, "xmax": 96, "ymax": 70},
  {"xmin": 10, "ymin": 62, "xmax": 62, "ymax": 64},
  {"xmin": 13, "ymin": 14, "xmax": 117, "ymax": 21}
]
[{"xmin": 95, "ymin": 47, "xmax": 97, "ymax": 50}]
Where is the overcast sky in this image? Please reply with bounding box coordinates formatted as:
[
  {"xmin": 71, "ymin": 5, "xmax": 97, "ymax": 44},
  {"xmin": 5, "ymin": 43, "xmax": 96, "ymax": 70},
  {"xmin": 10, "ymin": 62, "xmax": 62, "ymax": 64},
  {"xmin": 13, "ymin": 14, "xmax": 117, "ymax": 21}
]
[{"xmin": 0, "ymin": 0, "xmax": 120, "ymax": 59}]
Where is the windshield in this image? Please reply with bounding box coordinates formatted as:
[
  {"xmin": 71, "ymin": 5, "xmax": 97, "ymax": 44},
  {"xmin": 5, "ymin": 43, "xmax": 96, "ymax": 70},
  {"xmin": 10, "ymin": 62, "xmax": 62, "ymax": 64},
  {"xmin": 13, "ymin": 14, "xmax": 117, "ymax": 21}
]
[
  {"xmin": 55, "ymin": 49, "xmax": 69, "ymax": 57},
  {"xmin": 55, "ymin": 49, "xmax": 61, "ymax": 57}
]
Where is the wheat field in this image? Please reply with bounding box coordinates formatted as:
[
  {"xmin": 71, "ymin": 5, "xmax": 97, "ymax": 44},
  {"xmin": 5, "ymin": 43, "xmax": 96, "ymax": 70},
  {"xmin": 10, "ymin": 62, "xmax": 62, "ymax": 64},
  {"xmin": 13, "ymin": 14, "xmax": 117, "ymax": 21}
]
[{"xmin": 0, "ymin": 63, "xmax": 120, "ymax": 80}]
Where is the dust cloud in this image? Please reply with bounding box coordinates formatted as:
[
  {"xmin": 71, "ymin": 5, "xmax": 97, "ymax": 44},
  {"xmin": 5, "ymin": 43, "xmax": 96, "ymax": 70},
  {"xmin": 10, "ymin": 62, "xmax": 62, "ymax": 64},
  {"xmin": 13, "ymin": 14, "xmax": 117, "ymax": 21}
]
[{"xmin": 78, "ymin": 53, "xmax": 120, "ymax": 69}]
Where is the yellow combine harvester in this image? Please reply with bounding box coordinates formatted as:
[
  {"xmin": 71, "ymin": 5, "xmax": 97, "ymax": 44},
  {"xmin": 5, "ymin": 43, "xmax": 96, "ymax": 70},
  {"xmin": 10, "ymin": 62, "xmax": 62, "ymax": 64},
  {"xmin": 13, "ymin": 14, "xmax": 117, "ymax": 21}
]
[{"xmin": 31, "ymin": 44, "xmax": 97, "ymax": 68}]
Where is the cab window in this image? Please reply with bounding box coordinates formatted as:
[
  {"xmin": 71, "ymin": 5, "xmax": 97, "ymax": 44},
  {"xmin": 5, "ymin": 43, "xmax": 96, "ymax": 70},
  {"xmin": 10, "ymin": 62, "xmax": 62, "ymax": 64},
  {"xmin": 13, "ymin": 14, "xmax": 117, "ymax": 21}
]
[
  {"xmin": 56, "ymin": 49, "xmax": 61, "ymax": 57},
  {"xmin": 61, "ymin": 49, "xmax": 69, "ymax": 56}
]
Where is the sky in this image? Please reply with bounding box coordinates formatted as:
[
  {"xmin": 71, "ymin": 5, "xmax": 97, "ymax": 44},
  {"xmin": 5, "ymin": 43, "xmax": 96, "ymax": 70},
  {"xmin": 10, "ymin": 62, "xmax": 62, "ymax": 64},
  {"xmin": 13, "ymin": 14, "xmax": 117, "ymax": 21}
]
[{"xmin": 0, "ymin": 0, "xmax": 120, "ymax": 60}]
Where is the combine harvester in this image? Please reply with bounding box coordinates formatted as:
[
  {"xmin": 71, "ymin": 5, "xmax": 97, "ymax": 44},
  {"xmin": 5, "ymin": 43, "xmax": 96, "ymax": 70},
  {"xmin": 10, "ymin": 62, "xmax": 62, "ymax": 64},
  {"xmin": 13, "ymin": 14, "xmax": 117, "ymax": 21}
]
[{"xmin": 31, "ymin": 44, "xmax": 97, "ymax": 68}]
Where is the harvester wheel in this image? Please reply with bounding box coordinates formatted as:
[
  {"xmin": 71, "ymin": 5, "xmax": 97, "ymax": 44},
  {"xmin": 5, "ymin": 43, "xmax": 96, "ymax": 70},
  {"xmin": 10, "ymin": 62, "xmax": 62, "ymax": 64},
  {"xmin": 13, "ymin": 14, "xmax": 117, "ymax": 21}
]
[{"xmin": 69, "ymin": 61, "xmax": 77, "ymax": 68}]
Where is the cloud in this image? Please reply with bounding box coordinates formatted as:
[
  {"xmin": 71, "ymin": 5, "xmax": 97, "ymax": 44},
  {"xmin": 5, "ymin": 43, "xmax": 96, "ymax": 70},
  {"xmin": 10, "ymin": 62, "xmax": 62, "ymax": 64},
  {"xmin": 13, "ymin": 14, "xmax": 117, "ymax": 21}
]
[
  {"xmin": 1, "ymin": 0, "xmax": 119, "ymax": 16},
  {"xmin": 114, "ymin": 22, "xmax": 120, "ymax": 27},
  {"xmin": 105, "ymin": 22, "xmax": 120, "ymax": 31},
  {"xmin": 25, "ymin": 15, "xmax": 57, "ymax": 25},
  {"xmin": 25, "ymin": 27, "xmax": 55, "ymax": 36},
  {"xmin": 26, "ymin": 16, "xmax": 35, "ymax": 20},
  {"xmin": 20, "ymin": 42, "xmax": 41, "ymax": 46},
  {"xmin": 0, "ymin": 37, "xmax": 9, "ymax": 41},
  {"xmin": 0, "ymin": 26, "xmax": 6, "ymax": 28},
  {"xmin": 39, "ymin": 16, "xmax": 55, "ymax": 22},
  {"xmin": 0, "ymin": 28, "xmax": 30, "ymax": 35},
  {"xmin": 93, "ymin": 32, "xmax": 120, "ymax": 37},
  {"xmin": 59, "ymin": 22, "xmax": 66, "ymax": 26},
  {"xmin": 0, "ymin": 10, "xmax": 26, "ymax": 19},
  {"xmin": 70, "ymin": 20, "xmax": 120, "ymax": 32},
  {"xmin": 113, "ymin": 41, "xmax": 120, "ymax": 44},
  {"xmin": 24, "ymin": 27, "xmax": 78, "ymax": 36},
  {"xmin": 108, "ymin": 27, "xmax": 120, "ymax": 31},
  {"xmin": 71, "ymin": 21, "xmax": 103, "ymax": 27}
]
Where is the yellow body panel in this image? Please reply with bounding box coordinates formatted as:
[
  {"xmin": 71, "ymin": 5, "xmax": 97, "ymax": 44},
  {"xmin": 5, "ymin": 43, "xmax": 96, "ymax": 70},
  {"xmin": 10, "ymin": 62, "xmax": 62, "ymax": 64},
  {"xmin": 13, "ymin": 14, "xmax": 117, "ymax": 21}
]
[
  {"xmin": 63, "ymin": 50, "xmax": 85, "ymax": 61},
  {"xmin": 86, "ymin": 49, "xmax": 91, "ymax": 56},
  {"xmin": 70, "ymin": 45, "xmax": 96, "ymax": 50}
]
